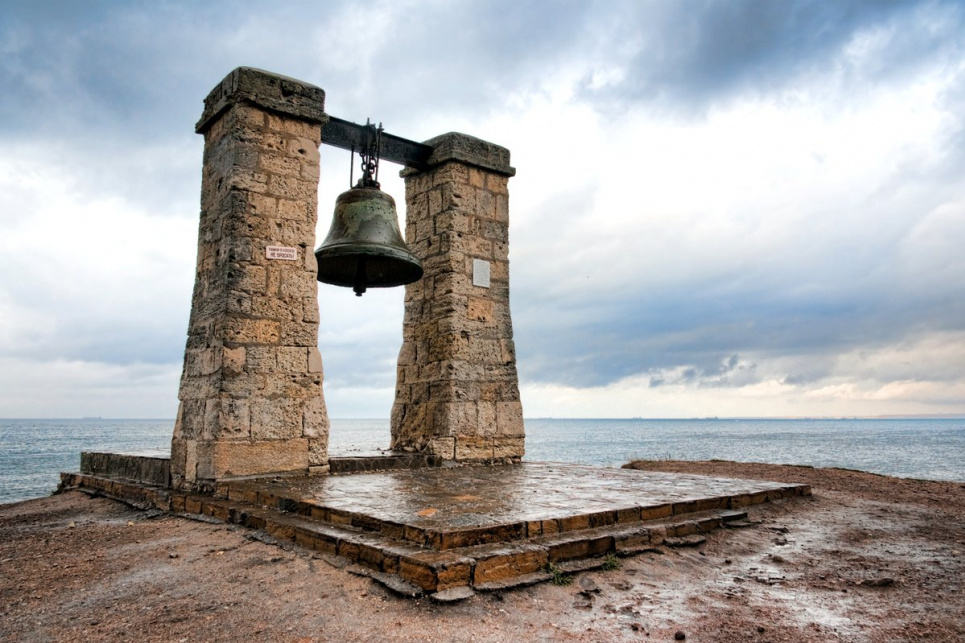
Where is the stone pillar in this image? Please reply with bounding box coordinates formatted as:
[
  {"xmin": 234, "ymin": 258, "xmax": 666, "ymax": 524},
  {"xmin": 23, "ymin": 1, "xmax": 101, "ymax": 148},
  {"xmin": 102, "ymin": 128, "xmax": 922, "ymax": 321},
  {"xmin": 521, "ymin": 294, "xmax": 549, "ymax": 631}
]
[
  {"xmin": 391, "ymin": 133, "xmax": 525, "ymax": 461},
  {"xmin": 171, "ymin": 67, "xmax": 330, "ymax": 491}
]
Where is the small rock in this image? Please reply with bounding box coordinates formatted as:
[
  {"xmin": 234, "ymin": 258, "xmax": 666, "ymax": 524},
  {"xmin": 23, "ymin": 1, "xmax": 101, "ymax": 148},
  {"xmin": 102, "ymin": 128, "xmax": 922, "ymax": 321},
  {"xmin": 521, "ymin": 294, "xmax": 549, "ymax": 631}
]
[
  {"xmin": 771, "ymin": 554, "xmax": 785, "ymax": 563},
  {"xmin": 757, "ymin": 625, "xmax": 766, "ymax": 633},
  {"xmin": 675, "ymin": 631, "xmax": 686, "ymax": 640},
  {"xmin": 168, "ymin": 552, "xmax": 179, "ymax": 559},
  {"xmin": 573, "ymin": 595, "xmax": 594, "ymax": 610},
  {"xmin": 864, "ymin": 577, "xmax": 895, "ymax": 587},
  {"xmin": 430, "ymin": 587, "xmax": 474, "ymax": 603},
  {"xmin": 725, "ymin": 520, "xmax": 755, "ymax": 529},
  {"xmin": 665, "ymin": 535, "xmax": 706, "ymax": 548}
]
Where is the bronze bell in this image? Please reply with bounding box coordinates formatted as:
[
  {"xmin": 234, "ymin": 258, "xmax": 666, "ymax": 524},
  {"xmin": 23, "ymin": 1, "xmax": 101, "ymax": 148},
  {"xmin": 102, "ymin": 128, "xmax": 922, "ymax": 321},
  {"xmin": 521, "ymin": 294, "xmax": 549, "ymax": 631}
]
[{"xmin": 315, "ymin": 185, "xmax": 423, "ymax": 296}]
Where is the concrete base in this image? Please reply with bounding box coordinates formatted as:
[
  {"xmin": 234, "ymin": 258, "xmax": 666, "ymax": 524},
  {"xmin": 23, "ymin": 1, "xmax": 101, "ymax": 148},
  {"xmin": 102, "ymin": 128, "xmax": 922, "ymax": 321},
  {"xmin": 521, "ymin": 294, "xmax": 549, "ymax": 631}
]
[{"xmin": 63, "ymin": 455, "xmax": 810, "ymax": 596}]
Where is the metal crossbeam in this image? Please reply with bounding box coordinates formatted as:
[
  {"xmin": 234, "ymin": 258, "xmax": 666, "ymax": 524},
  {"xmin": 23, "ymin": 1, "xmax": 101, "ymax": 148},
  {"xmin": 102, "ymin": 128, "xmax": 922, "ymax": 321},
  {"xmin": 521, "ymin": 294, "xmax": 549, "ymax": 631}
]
[{"xmin": 321, "ymin": 116, "xmax": 432, "ymax": 170}]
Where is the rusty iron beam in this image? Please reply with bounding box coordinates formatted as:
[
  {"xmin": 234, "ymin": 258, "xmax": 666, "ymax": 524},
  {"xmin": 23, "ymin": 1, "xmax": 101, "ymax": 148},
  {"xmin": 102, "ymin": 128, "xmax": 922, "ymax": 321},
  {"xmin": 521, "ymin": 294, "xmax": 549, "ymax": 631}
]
[{"xmin": 321, "ymin": 116, "xmax": 432, "ymax": 170}]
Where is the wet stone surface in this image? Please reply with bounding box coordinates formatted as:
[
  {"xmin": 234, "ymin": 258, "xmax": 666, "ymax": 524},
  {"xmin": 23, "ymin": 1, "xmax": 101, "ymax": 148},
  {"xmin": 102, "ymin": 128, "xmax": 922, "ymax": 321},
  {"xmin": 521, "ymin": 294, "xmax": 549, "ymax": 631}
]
[{"xmin": 238, "ymin": 462, "xmax": 804, "ymax": 538}]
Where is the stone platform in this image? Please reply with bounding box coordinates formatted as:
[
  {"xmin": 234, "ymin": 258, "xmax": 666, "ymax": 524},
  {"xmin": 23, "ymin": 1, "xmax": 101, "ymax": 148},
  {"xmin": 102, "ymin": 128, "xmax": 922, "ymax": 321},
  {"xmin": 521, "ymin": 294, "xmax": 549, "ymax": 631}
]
[{"xmin": 61, "ymin": 457, "xmax": 810, "ymax": 598}]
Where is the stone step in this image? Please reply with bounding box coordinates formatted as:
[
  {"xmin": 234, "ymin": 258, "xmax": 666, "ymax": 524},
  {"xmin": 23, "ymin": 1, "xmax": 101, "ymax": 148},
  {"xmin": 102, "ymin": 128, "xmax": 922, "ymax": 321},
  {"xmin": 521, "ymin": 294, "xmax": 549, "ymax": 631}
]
[
  {"xmin": 328, "ymin": 452, "xmax": 442, "ymax": 475},
  {"xmin": 60, "ymin": 471, "xmax": 782, "ymax": 598},
  {"xmin": 218, "ymin": 476, "xmax": 793, "ymax": 553}
]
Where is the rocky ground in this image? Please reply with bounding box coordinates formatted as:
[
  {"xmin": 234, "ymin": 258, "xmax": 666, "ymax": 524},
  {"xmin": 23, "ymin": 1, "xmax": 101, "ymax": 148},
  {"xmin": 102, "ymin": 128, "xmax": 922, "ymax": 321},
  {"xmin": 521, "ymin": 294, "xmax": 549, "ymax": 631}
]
[{"xmin": 1, "ymin": 461, "xmax": 963, "ymax": 642}]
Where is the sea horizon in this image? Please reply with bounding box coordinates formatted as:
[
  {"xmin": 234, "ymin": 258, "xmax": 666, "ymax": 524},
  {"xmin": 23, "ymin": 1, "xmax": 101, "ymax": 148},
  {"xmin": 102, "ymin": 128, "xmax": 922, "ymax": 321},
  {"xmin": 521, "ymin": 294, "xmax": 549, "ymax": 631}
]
[
  {"xmin": 3, "ymin": 413, "xmax": 963, "ymax": 426},
  {"xmin": 1, "ymin": 417, "xmax": 963, "ymax": 505}
]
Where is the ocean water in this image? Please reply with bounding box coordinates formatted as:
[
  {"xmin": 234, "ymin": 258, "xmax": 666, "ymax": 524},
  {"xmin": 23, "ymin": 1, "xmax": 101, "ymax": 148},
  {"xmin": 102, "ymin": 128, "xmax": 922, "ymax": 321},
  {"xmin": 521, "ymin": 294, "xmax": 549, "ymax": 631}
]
[{"xmin": 0, "ymin": 417, "xmax": 962, "ymax": 505}]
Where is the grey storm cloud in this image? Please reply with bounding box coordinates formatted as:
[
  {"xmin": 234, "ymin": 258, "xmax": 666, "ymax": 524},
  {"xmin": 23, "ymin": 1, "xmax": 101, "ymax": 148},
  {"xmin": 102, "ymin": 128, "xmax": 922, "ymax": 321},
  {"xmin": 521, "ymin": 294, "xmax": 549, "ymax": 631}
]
[
  {"xmin": 4, "ymin": 0, "xmax": 961, "ymax": 133},
  {"xmin": 514, "ymin": 259, "xmax": 965, "ymax": 389},
  {"xmin": 578, "ymin": 0, "xmax": 965, "ymax": 114},
  {"xmin": 1, "ymin": 0, "xmax": 963, "ymax": 417}
]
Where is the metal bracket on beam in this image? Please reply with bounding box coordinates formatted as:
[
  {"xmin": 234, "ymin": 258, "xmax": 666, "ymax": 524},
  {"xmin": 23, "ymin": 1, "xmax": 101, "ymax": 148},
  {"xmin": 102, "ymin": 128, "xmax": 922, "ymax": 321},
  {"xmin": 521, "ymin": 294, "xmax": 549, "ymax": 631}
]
[{"xmin": 321, "ymin": 116, "xmax": 432, "ymax": 171}]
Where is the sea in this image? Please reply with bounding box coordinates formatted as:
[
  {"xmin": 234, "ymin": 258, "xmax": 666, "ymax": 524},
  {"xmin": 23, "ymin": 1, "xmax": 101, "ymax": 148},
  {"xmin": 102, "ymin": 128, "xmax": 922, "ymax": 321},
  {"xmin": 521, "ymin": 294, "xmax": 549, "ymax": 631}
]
[{"xmin": 0, "ymin": 417, "xmax": 963, "ymax": 506}]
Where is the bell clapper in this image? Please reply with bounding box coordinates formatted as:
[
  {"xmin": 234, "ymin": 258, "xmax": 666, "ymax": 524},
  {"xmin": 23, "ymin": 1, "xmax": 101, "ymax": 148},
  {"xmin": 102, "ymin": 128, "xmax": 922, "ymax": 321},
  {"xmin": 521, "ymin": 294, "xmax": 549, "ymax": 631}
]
[{"xmin": 353, "ymin": 256, "xmax": 367, "ymax": 297}]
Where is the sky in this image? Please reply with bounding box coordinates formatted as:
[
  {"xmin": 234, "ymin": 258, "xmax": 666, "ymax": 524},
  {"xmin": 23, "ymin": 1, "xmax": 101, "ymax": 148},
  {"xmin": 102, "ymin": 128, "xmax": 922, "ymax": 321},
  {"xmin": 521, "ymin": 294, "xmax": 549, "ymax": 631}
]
[{"xmin": 0, "ymin": 0, "xmax": 963, "ymax": 420}]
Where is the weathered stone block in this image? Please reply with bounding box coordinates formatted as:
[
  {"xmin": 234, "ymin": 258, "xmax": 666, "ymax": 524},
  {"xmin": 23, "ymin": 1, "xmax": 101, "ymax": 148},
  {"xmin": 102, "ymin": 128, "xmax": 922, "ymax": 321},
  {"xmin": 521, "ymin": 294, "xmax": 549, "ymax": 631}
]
[
  {"xmin": 276, "ymin": 346, "xmax": 308, "ymax": 373},
  {"xmin": 435, "ymin": 403, "xmax": 478, "ymax": 436},
  {"xmin": 218, "ymin": 372, "xmax": 266, "ymax": 396},
  {"xmin": 303, "ymin": 396, "xmax": 328, "ymax": 438},
  {"xmin": 244, "ymin": 346, "xmax": 275, "ymax": 372},
  {"xmin": 210, "ymin": 438, "xmax": 309, "ymax": 478},
  {"xmin": 641, "ymin": 504, "xmax": 673, "ymax": 521},
  {"xmin": 399, "ymin": 559, "xmax": 438, "ymax": 592},
  {"xmin": 280, "ymin": 319, "xmax": 318, "ymax": 346},
  {"xmin": 308, "ymin": 436, "xmax": 328, "ymax": 467},
  {"xmin": 496, "ymin": 401, "xmax": 524, "ymax": 436},
  {"xmin": 472, "ymin": 547, "xmax": 546, "ymax": 585},
  {"xmin": 477, "ymin": 402, "xmax": 496, "ymax": 433},
  {"xmin": 493, "ymin": 437, "xmax": 524, "ymax": 460},
  {"xmin": 617, "ymin": 507, "xmax": 642, "ymax": 524},
  {"xmin": 428, "ymin": 437, "xmax": 456, "ymax": 459},
  {"xmin": 203, "ymin": 103, "xmax": 266, "ymax": 140},
  {"xmin": 454, "ymin": 435, "xmax": 493, "ymax": 461},
  {"xmin": 673, "ymin": 501, "xmax": 698, "ymax": 516},
  {"xmin": 434, "ymin": 210, "xmax": 471, "ymax": 235},
  {"xmin": 559, "ymin": 514, "xmax": 590, "ymax": 532},
  {"xmin": 196, "ymin": 67, "xmax": 326, "ymax": 135},
  {"xmin": 435, "ymin": 561, "xmax": 473, "ymax": 591},
  {"xmin": 220, "ymin": 318, "xmax": 281, "ymax": 345},
  {"xmin": 695, "ymin": 496, "xmax": 728, "ymax": 512},
  {"xmin": 217, "ymin": 397, "xmax": 251, "ymax": 439},
  {"xmin": 467, "ymin": 298, "xmax": 494, "ymax": 324},
  {"xmin": 222, "ymin": 346, "xmax": 246, "ymax": 376},
  {"xmin": 250, "ymin": 398, "xmax": 301, "ymax": 439},
  {"xmin": 308, "ymin": 348, "xmax": 323, "ymax": 373},
  {"xmin": 615, "ymin": 531, "xmax": 652, "ymax": 553},
  {"xmin": 469, "ymin": 337, "xmax": 501, "ymax": 364}
]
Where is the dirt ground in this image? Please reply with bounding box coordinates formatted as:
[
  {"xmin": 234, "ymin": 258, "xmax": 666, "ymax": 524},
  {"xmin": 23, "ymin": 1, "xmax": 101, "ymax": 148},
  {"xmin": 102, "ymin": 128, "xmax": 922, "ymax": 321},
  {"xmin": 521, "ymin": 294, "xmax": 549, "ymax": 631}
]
[{"xmin": 1, "ymin": 461, "xmax": 963, "ymax": 642}]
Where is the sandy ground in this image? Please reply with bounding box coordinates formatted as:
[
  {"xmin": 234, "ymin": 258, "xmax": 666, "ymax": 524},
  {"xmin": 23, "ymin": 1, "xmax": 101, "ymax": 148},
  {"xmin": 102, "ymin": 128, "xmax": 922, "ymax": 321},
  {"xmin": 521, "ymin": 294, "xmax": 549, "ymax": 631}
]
[{"xmin": 1, "ymin": 461, "xmax": 963, "ymax": 642}]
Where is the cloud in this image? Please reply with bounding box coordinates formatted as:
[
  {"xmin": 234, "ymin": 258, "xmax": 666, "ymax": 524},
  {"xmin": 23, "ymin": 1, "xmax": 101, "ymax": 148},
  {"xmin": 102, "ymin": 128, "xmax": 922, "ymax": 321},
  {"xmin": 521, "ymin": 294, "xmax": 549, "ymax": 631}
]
[
  {"xmin": 508, "ymin": 48, "xmax": 965, "ymax": 394},
  {"xmin": 0, "ymin": 357, "xmax": 180, "ymax": 418},
  {"xmin": 0, "ymin": 0, "xmax": 963, "ymax": 418},
  {"xmin": 521, "ymin": 330, "xmax": 965, "ymax": 418},
  {"xmin": 578, "ymin": 0, "xmax": 965, "ymax": 114},
  {"xmin": 0, "ymin": 153, "xmax": 196, "ymax": 366}
]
